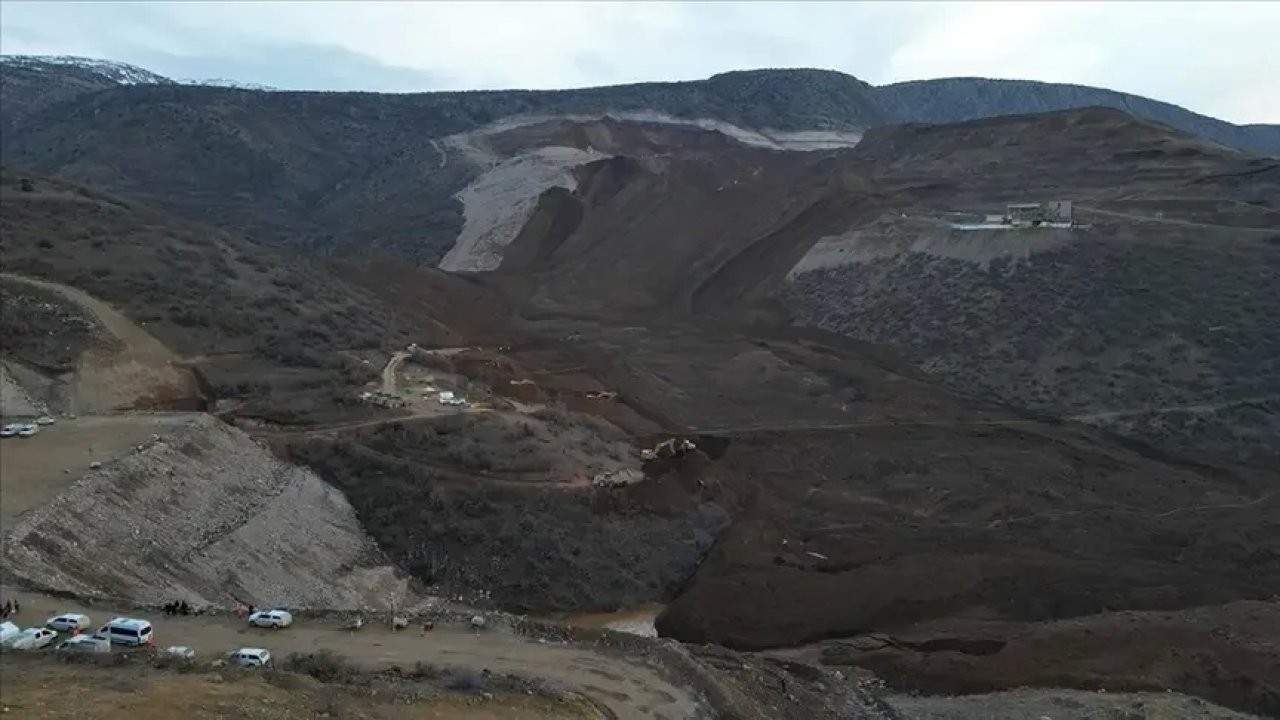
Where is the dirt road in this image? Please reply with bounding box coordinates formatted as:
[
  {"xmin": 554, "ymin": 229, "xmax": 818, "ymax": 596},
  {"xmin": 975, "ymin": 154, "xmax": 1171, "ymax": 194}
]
[
  {"xmin": 1077, "ymin": 206, "xmax": 1279, "ymax": 233},
  {"xmin": 249, "ymin": 406, "xmax": 495, "ymax": 438},
  {"xmin": 0, "ymin": 413, "xmax": 202, "ymax": 523},
  {"xmin": 382, "ymin": 351, "xmax": 411, "ymax": 394},
  {"xmin": 3, "ymin": 590, "xmax": 704, "ymax": 720},
  {"xmin": 0, "ymin": 273, "xmax": 198, "ymax": 413}
]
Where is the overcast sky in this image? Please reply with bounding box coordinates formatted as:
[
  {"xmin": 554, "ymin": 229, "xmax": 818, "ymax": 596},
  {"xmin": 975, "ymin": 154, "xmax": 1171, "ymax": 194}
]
[{"xmin": 2, "ymin": 1, "xmax": 1276, "ymax": 124}]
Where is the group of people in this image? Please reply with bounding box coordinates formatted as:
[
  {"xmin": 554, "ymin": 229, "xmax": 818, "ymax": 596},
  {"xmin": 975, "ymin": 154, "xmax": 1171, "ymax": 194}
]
[
  {"xmin": 0, "ymin": 598, "xmax": 19, "ymax": 618},
  {"xmin": 163, "ymin": 600, "xmax": 193, "ymax": 616}
]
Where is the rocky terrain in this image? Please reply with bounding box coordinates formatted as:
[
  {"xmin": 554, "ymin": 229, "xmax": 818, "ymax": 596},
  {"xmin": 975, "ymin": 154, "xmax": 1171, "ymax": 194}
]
[
  {"xmin": 0, "ymin": 279, "xmax": 99, "ymax": 373},
  {"xmin": 2, "ymin": 414, "xmax": 411, "ymax": 609},
  {"xmin": 816, "ymin": 601, "xmax": 1280, "ymax": 716}
]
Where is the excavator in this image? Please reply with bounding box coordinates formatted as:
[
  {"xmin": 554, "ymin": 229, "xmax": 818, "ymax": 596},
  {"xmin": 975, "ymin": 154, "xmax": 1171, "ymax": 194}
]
[{"xmin": 640, "ymin": 437, "xmax": 697, "ymax": 461}]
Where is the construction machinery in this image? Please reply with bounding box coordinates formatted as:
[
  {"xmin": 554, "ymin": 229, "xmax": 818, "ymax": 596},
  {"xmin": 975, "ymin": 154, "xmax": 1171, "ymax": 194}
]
[{"xmin": 640, "ymin": 437, "xmax": 697, "ymax": 461}]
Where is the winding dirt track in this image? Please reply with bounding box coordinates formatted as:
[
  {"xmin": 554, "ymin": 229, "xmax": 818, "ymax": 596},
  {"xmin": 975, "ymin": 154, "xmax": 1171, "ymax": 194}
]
[
  {"xmin": 382, "ymin": 350, "xmax": 411, "ymax": 393},
  {"xmin": 5, "ymin": 590, "xmax": 704, "ymax": 720}
]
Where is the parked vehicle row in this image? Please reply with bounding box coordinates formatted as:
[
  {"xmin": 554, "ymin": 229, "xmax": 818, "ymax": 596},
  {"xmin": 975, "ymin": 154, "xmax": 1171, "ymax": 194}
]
[
  {"xmin": 1, "ymin": 607, "xmax": 288, "ymax": 667},
  {"xmin": 0, "ymin": 416, "xmax": 55, "ymax": 438},
  {"xmin": 0, "ymin": 423, "xmax": 38, "ymax": 438}
]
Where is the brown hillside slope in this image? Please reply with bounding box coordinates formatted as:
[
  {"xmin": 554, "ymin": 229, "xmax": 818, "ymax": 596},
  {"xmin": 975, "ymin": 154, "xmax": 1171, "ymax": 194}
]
[{"xmin": 0, "ymin": 170, "xmax": 470, "ymax": 424}]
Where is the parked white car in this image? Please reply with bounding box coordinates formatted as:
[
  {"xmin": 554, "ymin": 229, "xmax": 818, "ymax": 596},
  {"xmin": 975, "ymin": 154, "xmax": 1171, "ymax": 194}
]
[
  {"xmin": 11, "ymin": 627, "xmax": 58, "ymax": 650},
  {"xmin": 0, "ymin": 424, "xmax": 17, "ymax": 438},
  {"xmin": 16, "ymin": 424, "xmax": 38, "ymax": 438},
  {"xmin": 248, "ymin": 609, "xmax": 293, "ymax": 629},
  {"xmin": 46, "ymin": 613, "xmax": 92, "ymax": 633},
  {"xmin": 56, "ymin": 635, "xmax": 111, "ymax": 654},
  {"xmin": 35, "ymin": 416, "xmax": 56, "ymax": 425},
  {"xmin": 228, "ymin": 648, "xmax": 272, "ymax": 667}
]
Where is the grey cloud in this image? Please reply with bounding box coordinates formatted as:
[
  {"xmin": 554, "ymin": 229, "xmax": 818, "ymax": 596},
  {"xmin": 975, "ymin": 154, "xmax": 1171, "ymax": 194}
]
[
  {"xmin": 128, "ymin": 42, "xmax": 448, "ymax": 92},
  {"xmin": 1, "ymin": 0, "xmax": 1275, "ymax": 123}
]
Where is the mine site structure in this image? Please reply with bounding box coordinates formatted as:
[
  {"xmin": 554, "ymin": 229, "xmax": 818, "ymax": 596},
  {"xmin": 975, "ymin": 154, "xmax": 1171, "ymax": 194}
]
[
  {"xmin": 962, "ymin": 200, "xmax": 1078, "ymax": 230},
  {"xmin": 1002, "ymin": 200, "xmax": 1075, "ymax": 227}
]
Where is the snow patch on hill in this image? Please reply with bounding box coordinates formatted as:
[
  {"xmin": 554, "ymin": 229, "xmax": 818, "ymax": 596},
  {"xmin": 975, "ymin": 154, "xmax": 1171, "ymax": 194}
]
[
  {"xmin": 1, "ymin": 55, "xmax": 173, "ymax": 86},
  {"xmin": 181, "ymin": 78, "xmax": 282, "ymax": 92}
]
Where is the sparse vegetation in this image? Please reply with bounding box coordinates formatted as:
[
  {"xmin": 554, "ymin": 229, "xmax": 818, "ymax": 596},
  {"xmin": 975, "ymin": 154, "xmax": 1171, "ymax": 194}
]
[
  {"xmin": 0, "ymin": 280, "xmax": 99, "ymax": 370},
  {"xmin": 785, "ymin": 226, "xmax": 1280, "ymax": 470},
  {"xmin": 0, "ymin": 170, "xmax": 427, "ymax": 425},
  {"xmin": 284, "ymin": 649, "xmax": 361, "ymax": 684}
]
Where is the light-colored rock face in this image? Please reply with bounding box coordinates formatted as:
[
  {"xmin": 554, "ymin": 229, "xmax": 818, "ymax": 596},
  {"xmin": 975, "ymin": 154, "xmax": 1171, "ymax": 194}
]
[
  {"xmin": 2, "ymin": 414, "xmax": 410, "ymax": 610},
  {"xmin": 439, "ymin": 146, "xmax": 607, "ymax": 272},
  {"xmin": 435, "ymin": 112, "xmax": 863, "ymax": 273}
]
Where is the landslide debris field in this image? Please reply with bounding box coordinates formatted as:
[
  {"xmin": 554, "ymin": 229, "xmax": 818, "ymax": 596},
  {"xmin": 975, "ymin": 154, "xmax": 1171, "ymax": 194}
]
[{"xmin": 2, "ymin": 66, "xmax": 1278, "ymax": 719}]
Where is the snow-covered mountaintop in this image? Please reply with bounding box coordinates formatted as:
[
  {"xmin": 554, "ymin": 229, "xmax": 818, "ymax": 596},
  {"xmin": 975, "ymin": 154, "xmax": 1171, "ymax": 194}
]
[
  {"xmin": 3, "ymin": 55, "xmax": 281, "ymax": 92},
  {"xmin": 2, "ymin": 54, "xmax": 174, "ymax": 86}
]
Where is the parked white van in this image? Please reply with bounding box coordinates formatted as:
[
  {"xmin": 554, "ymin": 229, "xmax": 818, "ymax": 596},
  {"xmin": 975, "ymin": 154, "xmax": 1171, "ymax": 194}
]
[
  {"xmin": 94, "ymin": 617, "xmax": 154, "ymax": 646},
  {"xmin": 247, "ymin": 609, "xmax": 293, "ymax": 629}
]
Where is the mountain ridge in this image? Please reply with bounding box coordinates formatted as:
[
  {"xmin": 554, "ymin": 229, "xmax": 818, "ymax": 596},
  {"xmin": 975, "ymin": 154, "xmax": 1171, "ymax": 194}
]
[{"xmin": 3, "ymin": 54, "xmax": 1276, "ymax": 156}]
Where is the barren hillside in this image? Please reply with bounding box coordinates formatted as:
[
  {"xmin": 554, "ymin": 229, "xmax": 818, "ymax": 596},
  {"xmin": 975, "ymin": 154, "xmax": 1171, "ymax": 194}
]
[{"xmin": 3, "ymin": 414, "xmax": 411, "ymax": 609}]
